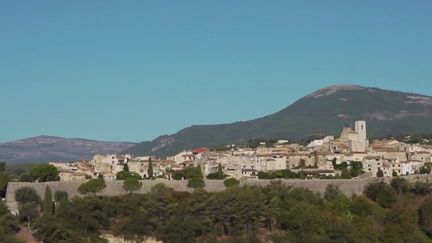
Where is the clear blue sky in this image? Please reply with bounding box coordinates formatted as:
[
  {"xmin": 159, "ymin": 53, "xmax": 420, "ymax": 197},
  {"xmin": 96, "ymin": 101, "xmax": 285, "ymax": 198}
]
[{"xmin": 1, "ymin": 1, "xmax": 431, "ymax": 143}]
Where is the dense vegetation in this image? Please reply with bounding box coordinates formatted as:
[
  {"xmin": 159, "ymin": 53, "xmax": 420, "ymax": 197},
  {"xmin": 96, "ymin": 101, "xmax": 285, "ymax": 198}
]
[
  {"xmin": 7, "ymin": 178, "xmax": 430, "ymax": 243},
  {"xmin": 257, "ymin": 169, "xmax": 305, "ymax": 180},
  {"xmin": 4, "ymin": 163, "xmax": 59, "ymax": 183},
  {"xmin": 0, "ymin": 163, "xmax": 59, "ymax": 198},
  {"xmin": 256, "ymin": 161, "xmax": 366, "ymax": 180},
  {"xmin": 0, "ymin": 161, "xmax": 9, "ymax": 198},
  {"xmin": 28, "ymin": 164, "xmax": 60, "ymax": 182},
  {"xmin": 0, "ymin": 201, "xmax": 20, "ymax": 242},
  {"xmin": 3, "ymin": 161, "xmax": 432, "ymax": 242},
  {"xmin": 379, "ymin": 134, "xmax": 432, "ymax": 145},
  {"xmin": 116, "ymin": 164, "xmax": 142, "ymax": 180}
]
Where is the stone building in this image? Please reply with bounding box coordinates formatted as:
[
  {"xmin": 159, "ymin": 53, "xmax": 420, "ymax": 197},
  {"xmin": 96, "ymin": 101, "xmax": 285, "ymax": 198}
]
[
  {"xmin": 89, "ymin": 154, "xmax": 130, "ymax": 176},
  {"xmin": 410, "ymin": 151, "xmax": 431, "ymax": 164},
  {"xmin": 400, "ymin": 160, "xmax": 423, "ymax": 176},
  {"xmin": 331, "ymin": 121, "xmax": 369, "ymax": 153},
  {"xmin": 257, "ymin": 154, "xmax": 287, "ymax": 171}
]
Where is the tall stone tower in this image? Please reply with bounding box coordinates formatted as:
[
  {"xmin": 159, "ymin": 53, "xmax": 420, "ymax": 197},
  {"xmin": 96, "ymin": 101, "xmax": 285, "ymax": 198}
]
[
  {"xmin": 354, "ymin": 120, "xmax": 368, "ymax": 152},
  {"xmin": 355, "ymin": 121, "xmax": 367, "ymax": 141}
]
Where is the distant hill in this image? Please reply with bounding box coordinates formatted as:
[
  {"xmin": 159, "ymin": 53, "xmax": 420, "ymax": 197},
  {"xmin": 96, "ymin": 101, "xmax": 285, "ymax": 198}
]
[
  {"xmin": 0, "ymin": 136, "xmax": 136, "ymax": 163},
  {"xmin": 125, "ymin": 85, "xmax": 432, "ymax": 156}
]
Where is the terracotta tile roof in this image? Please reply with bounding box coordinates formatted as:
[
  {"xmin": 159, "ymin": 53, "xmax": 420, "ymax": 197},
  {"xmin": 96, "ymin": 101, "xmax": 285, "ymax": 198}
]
[{"xmin": 192, "ymin": 147, "xmax": 209, "ymax": 154}]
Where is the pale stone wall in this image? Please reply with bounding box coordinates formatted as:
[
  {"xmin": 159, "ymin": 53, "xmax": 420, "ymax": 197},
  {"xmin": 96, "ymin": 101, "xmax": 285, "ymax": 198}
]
[
  {"xmin": 6, "ymin": 175, "xmax": 432, "ymax": 213},
  {"xmin": 286, "ymin": 155, "xmax": 315, "ymax": 168},
  {"xmin": 376, "ymin": 151, "xmax": 408, "ymax": 161}
]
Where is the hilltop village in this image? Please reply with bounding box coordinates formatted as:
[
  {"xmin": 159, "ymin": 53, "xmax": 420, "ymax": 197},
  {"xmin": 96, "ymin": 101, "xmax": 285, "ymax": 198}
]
[{"xmin": 50, "ymin": 121, "xmax": 432, "ymax": 182}]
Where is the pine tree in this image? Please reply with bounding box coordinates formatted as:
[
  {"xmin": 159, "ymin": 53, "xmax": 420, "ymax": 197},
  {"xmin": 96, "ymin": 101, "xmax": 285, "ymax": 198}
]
[
  {"xmin": 148, "ymin": 157, "xmax": 153, "ymax": 179},
  {"xmin": 78, "ymin": 178, "xmax": 106, "ymax": 196},
  {"xmin": 187, "ymin": 178, "xmax": 205, "ymax": 190},
  {"xmin": 43, "ymin": 186, "xmax": 53, "ymax": 216},
  {"xmin": 123, "ymin": 177, "xmax": 143, "ymax": 195}
]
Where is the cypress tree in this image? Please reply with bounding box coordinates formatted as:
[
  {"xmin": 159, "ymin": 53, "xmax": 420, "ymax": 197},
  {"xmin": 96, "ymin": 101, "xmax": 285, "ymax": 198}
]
[
  {"xmin": 217, "ymin": 163, "xmax": 224, "ymax": 179},
  {"xmin": 43, "ymin": 186, "xmax": 53, "ymax": 216},
  {"xmin": 123, "ymin": 163, "xmax": 129, "ymax": 172},
  {"xmin": 54, "ymin": 191, "xmax": 68, "ymax": 214},
  {"xmin": 148, "ymin": 157, "xmax": 153, "ymax": 179}
]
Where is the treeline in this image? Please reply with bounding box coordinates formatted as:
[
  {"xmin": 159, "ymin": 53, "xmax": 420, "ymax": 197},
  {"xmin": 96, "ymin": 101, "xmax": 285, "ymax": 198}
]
[
  {"xmin": 6, "ymin": 177, "xmax": 432, "ymax": 242},
  {"xmin": 256, "ymin": 161, "xmax": 365, "ymax": 180},
  {"xmin": 0, "ymin": 163, "xmax": 60, "ymax": 198},
  {"xmin": 212, "ymin": 138, "xmax": 289, "ymax": 151},
  {"xmin": 377, "ymin": 133, "xmax": 432, "ymax": 145}
]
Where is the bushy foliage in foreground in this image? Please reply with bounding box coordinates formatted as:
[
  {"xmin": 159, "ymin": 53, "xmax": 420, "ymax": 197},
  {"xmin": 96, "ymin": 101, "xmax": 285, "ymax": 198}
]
[
  {"xmin": 0, "ymin": 202, "xmax": 20, "ymax": 243},
  {"xmin": 30, "ymin": 178, "xmax": 432, "ymax": 243}
]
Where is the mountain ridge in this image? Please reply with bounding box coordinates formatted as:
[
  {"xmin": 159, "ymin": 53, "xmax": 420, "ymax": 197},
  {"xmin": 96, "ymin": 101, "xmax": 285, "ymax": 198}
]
[
  {"xmin": 125, "ymin": 84, "xmax": 432, "ymax": 156},
  {"xmin": 2, "ymin": 84, "xmax": 432, "ymax": 161},
  {"xmin": 1, "ymin": 135, "xmax": 135, "ymax": 144},
  {"xmin": 0, "ymin": 136, "xmax": 136, "ymax": 163}
]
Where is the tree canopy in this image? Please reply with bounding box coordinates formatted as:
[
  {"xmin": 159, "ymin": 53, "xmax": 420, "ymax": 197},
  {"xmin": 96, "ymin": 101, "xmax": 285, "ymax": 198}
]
[
  {"xmin": 15, "ymin": 186, "xmax": 41, "ymax": 227},
  {"xmin": 364, "ymin": 182, "xmax": 397, "ymax": 208},
  {"xmin": 390, "ymin": 177, "xmax": 411, "ymax": 195},
  {"xmin": 224, "ymin": 178, "xmax": 240, "ymax": 187},
  {"xmin": 187, "ymin": 178, "xmax": 205, "ymax": 190},
  {"xmin": 116, "ymin": 170, "xmax": 141, "ymax": 180},
  {"xmin": 29, "ymin": 164, "xmax": 60, "ymax": 182},
  {"xmin": 15, "ymin": 186, "xmax": 41, "ymax": 205},
  {"xmin": 78, "ymin": 178, "xmax": 106, "ymax": 196},
  {"xmin": 123, "ymin": 177, "xmax": 143, "ymax": 195}
]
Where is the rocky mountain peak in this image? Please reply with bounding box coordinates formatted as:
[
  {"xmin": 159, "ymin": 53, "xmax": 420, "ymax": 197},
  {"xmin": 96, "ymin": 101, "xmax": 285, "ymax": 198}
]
[{"xmin": 306, "ymin": 84, "xmax": 367, "ymax": 98}]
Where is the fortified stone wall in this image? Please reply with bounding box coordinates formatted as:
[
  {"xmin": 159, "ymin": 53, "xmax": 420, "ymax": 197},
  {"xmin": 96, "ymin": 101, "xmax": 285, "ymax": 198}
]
[{"xmin": 6, "ymin": 174, "xmax": 432, "ymax": 213}]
